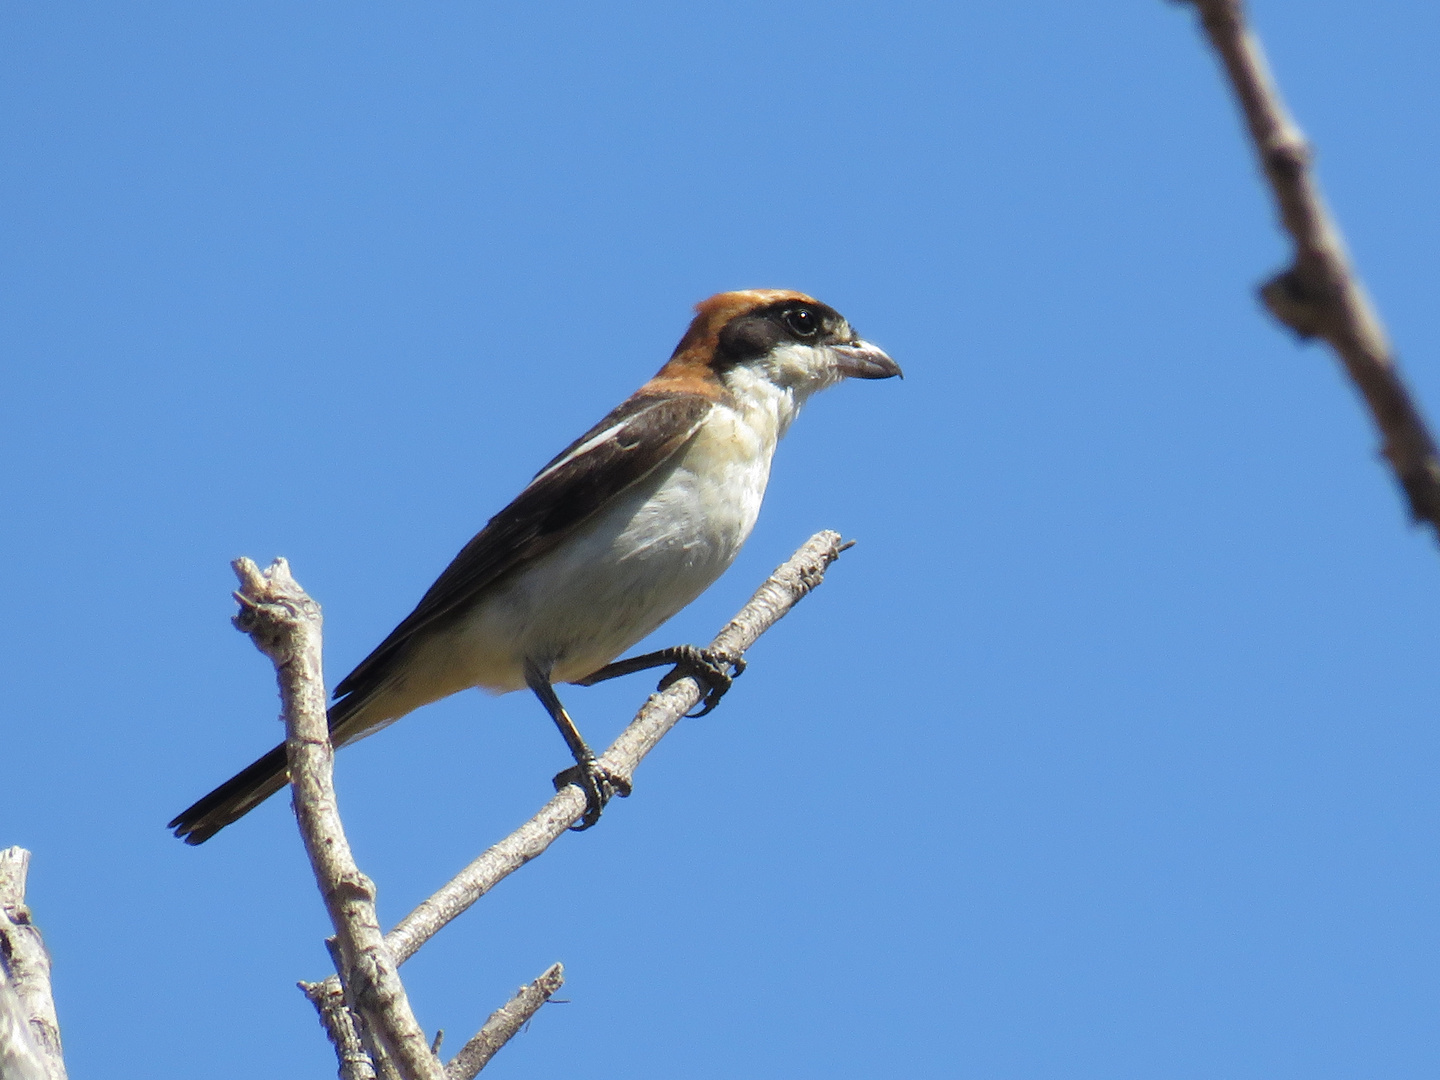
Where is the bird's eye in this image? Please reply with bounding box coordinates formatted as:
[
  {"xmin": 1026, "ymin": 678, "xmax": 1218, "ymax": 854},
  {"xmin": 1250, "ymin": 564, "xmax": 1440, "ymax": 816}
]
[{"xmin": 783, "ymin": 308, "xmax": 819, "ymax": 337}]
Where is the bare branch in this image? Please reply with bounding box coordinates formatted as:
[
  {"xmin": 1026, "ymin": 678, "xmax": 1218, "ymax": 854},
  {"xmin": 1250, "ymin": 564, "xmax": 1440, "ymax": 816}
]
[
  {"xmin": 0, "ymin": 848, "xmax": 66, "ymax": 1080},
  {"xmin": 444, "ymin": 963, "xmax": 565, "ymax": 1080},
  {"xmin": 0, "ymin": 977, "xmax": 46, "ymax": 1080},
  {"xmin": 232, "ymin": 558, "xmax": 443, "ymax": 1080},
  {"xmin": 323, "ymin": 938, "xmax": 405, "ymax": 1080},
  {"xmin": 273, "ymin": 530, "xmax": 842, "ymax": 1073},
  {"xmin": 383, "ymin": 529, "xmax": 847, "ymax": 964},
  {"xmin": 300, "ymin": 979, "xmax": 379, "ymax": 1080},
  {"xmin": 296, "ymin": 531, "xmax": 845, "ymax": 1072},
  {"xmin": 1179, "ymin": 0, "xmax": 1440, "ymax": 536}
]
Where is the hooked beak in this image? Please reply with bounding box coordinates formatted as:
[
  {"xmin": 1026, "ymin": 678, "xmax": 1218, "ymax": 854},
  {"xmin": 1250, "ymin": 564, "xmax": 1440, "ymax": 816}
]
[{"xmin": 831, "ymin": 340, "xmax": 903, "ymax": 380}]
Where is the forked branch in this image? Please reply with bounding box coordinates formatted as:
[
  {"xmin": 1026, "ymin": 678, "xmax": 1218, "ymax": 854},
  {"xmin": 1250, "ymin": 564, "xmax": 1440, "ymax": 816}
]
[{"xmin": 236, "ymin": 531, "xmax": 847, "ymax": 1076}]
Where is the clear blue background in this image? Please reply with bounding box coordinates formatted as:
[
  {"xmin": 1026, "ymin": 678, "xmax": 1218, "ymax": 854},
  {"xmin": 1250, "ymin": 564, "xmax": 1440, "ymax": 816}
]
[{"xmin": 4, "ymin": 2, "xmax": 1438, "ymax": 1077}]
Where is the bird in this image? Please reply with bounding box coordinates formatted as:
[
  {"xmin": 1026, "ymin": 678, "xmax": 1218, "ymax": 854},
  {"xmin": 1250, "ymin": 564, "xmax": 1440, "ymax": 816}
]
[{"xmin": 170, "ymin": 289, "xmax": 901, "ymax": 843}]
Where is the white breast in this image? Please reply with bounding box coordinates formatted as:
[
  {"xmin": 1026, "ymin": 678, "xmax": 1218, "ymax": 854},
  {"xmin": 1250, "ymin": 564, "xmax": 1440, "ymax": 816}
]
[{"xmin": 440, "ymin": 377, "xmax": 799, "ymax": 692}]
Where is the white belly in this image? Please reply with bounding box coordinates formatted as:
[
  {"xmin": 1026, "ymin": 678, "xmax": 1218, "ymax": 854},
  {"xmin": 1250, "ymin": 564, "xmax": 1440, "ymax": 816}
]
[{"xmin": 441, "ymin": 400, "xmax": 779, "ymax": 692}]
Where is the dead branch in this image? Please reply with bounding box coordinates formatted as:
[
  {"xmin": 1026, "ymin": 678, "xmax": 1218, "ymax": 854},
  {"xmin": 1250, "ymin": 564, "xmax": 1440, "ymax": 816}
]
[
  {"xmin": 233, "ymin": 531, "xmax": 843, "ymax": 1074},
  {"xmin": 233, "ymin": 558, "xmax": 444, "ymax": 1080},
  {"xmin": 300, "ymin": 978, "xmax": 380, "ymax": 1080},
  {"xmin": 0, "ymin": 848, "xmax": 66, "ymax": 1080},
  {"xmin": 443, "ymin": 963, "xmax": 565, "ymax": 1080},
  {"xmin": 1178, "ymin": 0, "xmax": 1440, "ymax": 537},
  {"xmin": 382, "ymin": 529, "xmax": 847, "ymax": 965},
  {"xmin": 295, "ymin": 529, "xmax": 845, "ymax": 1072}
]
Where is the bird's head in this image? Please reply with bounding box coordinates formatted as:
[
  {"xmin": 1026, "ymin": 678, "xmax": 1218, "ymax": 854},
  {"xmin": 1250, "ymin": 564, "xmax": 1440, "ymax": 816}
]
[{"xmin": 655, "ymin": 289, "xmax": 901, "ymax": 400}]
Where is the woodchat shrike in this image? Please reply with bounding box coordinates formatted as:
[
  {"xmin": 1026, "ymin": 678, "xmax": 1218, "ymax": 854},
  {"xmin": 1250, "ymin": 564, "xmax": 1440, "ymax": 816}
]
[{"xmin": 171, "ymin": 289, "xmax": 900, "ymax": 842}]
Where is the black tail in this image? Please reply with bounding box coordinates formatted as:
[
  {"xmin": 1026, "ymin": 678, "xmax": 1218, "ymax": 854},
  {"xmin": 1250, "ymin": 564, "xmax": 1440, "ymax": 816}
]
[
  {"xmin": 169, "ymin": 690, "xmax": 380, "ymax": 844},
  {"xmin": 168, "ymin": 744, "xmax": 290, "ymax": 845}
]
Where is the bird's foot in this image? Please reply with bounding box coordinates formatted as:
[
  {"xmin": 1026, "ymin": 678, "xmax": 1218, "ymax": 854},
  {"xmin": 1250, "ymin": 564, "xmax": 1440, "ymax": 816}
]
[
  {"xmin": 552, "ymin": 755, "xmax": 632, "ymax": 831},
  {"xmin": 657, "ymin": 646, "xmax": 746, "ymax": 718}
]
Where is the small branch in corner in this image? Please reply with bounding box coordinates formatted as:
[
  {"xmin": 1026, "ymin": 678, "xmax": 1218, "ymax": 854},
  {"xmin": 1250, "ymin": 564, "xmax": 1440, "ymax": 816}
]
[{"xmin": 1177, "ymin": 0, "xmax": 1440, "ymax": 539}]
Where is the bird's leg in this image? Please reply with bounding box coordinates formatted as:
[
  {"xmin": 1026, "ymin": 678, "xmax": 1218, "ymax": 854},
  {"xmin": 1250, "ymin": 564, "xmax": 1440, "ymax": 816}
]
[
  {"xmin": 525, "ymin": 661, "xmax": 631, "ymax": 831},
  {"xmin": 574, "ymin": 645, "xmax": 746, "ymax": 718}
]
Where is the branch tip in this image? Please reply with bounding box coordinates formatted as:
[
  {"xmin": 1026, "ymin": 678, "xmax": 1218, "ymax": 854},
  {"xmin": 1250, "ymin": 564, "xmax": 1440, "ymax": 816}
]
[{"xmin": 443, "ymin": 962, "xmax": 566, "ymax": 1080}]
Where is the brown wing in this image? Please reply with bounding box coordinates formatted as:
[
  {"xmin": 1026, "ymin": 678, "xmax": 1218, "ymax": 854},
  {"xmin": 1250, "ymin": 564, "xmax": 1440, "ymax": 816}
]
[{"xmin": 330, "ymin": 392, "xmax": 714, "ymax": 707}]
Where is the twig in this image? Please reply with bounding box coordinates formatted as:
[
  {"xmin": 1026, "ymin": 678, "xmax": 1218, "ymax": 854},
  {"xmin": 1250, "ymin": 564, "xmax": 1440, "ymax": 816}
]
[
  {"xmin": 233, "ymin": 558, "xmax": 444, "ymax": 1080},
  {"xmin": 1178, "ymin": 0, "xmax": 1440, "ymax": 536},
  {"xmin": 444, "ymin": 963, "xmax": 565, "ymax": 1080},
  {"xmin": 300, "ymin": 979, "xmax": 379, "ymax": 1080},
  {"xmin": 383, "ymin": 529, "xmax": 847, "ymax": 964},
  {"xmin": 324, "ymin": 937, "xmax": 404, "ymax": 1080},
  {"xmin": 0, "ymin": 848, "xmax": 66, "ymax": 1080}
]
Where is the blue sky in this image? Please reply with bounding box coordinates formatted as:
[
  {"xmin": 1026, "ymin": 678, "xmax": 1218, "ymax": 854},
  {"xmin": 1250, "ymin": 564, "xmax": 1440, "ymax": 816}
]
[{"xmin": 4, "ymin": 2, "xmax": 1439, "ymax": 1077}]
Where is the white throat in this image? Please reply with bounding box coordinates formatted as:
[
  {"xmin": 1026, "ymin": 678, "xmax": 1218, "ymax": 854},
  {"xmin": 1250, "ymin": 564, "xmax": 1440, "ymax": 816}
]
[{"xmin": 719, "ymin": 342, "xmax": 841, "ymax": 442}]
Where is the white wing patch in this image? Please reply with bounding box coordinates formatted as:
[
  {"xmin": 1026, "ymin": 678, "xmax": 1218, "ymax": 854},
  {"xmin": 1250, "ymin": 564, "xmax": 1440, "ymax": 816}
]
[{"xmin": 529, "ymin": 419, "xmax": 631, "ymax": 484}]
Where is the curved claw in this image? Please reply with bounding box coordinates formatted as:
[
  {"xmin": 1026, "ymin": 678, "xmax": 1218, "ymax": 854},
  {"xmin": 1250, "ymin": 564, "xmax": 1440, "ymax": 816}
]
[
  {"xmin": 657, "ymin": 648, "xmax": 746, "ymax": 717},
  {"xmin": 553, "ymin": 757, "xmax": 632, "ymax": 831}
]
